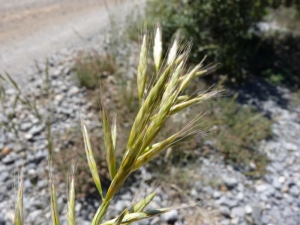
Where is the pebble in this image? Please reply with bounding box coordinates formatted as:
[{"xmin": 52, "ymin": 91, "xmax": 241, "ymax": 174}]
[{"xmin": 161, "ymin": 210, "xmax": 178, "ymax": 223}]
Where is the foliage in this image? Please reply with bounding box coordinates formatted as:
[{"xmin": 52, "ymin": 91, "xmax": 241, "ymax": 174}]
[{"xmin": 146, "ymin": 0, "xmax": 300, "ymax": 83}]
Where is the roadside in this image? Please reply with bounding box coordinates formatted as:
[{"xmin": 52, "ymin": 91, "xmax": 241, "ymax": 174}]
[{"xmin": 0, "ymin": 0, "xmax": 133, "ymax": 83}]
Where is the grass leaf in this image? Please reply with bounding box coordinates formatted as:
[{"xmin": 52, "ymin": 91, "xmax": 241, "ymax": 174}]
[
  {"xmin": 81, "ymin": 122, "xmax": 104, "ymax": 199},
  {"xmin": 102, "ymin": 105, "xmax": 117, "ymax": 180}
]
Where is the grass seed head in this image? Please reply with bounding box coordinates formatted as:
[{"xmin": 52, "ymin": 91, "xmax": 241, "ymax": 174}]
[{"xmin": 153, "ymin": 26, "xmax": 162, "ymax": 72}]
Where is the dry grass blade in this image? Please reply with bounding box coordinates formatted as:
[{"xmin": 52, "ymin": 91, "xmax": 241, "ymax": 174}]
[
  {"xmin": 102, "ymin": 105, "xmax": 117, "ymax": 180},
  {"xmin": 137, "ymin": 34, "xmax": 148, "ymax": 104},
  {"xmin": 50, "ymin": 182, "xmax": 61, "ymax": 225},
  {"xmin": 14, "ymin": 177, "xmax": 24, "ymax": 225},
  {"xmin": 81, "ymin": 122, "xmax": 104, "ymax": 199},
  {"xmin": 153, "ymin": 26, "xmax": 162, "ymax": 72},
  {"xmin": 5, "ymin": 71, "xmax": 21, "ymax": 92},
  {"xmin": 67, "ymin": 170, "xmax": 75, "ymax": 225}
]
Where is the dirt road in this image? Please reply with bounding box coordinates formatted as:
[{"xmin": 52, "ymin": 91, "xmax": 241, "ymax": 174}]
[{"xmin": 0, "ymin": 0, "xmax": 134, "ymax": 80}]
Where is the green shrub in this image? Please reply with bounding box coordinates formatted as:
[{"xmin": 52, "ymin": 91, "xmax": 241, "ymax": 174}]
[{"xmin": 146, "ymin": 0, "xmax": 300, "ymax": 82}]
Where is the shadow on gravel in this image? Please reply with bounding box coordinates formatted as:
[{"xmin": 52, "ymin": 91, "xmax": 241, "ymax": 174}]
[{"xmin": 232, "ymin": 74, "xmax": 290, "ymax": 111}]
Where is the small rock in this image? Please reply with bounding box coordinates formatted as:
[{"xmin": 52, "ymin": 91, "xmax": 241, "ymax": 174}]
[
  {"xmin": 261, "ymin": 214, "xmax": 270, "ymax": 224},
  {"xmin": 213, "ymin": 191, "xmax": 222, "ymax": 199},
  {"xmin": 1, "ymin": 146, "xmax": 11, "ymax": 156},
  {"xmin": 272, "ymin": 178, "xmax": 281, "ymax": 190},
  {"xmin": 220, "ymin": 197, "xmax": 239, "ymax": 208},
  {"xmin": 255, "ymin": 184, "xmax": 269, "ymax": 193},
  {"xmin": 252, "ymin": 207, "xmax": 261, "ymax": 225},
  {"xmin": 222, "ymin": 176, "xmax": 238, "ymax": 189},
  {"xmin": 279, "ymin": 176, "xmax": 286, "ymax": 184},
  {"xmin": 2, "ymin": 152, "xmax": 20, "ymax": 165},
  {"xmin": 68, "ymin": 86, "xmax": 79, "ymax": 96},
  {"xmin": 220, "ymin": 206, "xmax": 231, "ymax": 217},
  {"xmin": 289, "ymin": 185, "xmax": 300, "ymax": 197},
  {"xmin": 282, "ymin": 142, "xmax": 297, "ymax": 151},
  {"xmin": 0, "ymin": 171, "xmax": 9, "ymax": 182},
  {"xmin": 237, "ymin": 192, "xmax": 244, "ymax": 200},
  {"xmin": 28, "ymin": 125, "xmax": 44, "ymax": 136},
  {"xmin": 231, "ymin": 207, "xmax": 245, "ymax": 218},
  {"xmin": 24, "ymin": 133, "xmax": 33, "ymax": 141},
  {"xmin": 161, "ymin": 210, "xmax": 178, "ymax": 224},
  {"xmin": 20, "ymin": 122, "xmax": 32, "ymax": 131},
  {"xmin": 245, "ymin": 205, "xmax": 252, "ymax": 214}
]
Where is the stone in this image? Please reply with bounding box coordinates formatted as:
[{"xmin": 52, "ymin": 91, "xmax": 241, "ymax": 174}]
[
  {"xmin": 252, "ymin": 207, "xmax": 262, "ymax": 225},
  {"xmin": 231, "ymin": 207, "xmax": 245, "ymax": 218},
  {"xmin": 213, "ymin": 191, "xmax": 222, "ymax": 199},
  {"xmin": 279, "ymin": 176, "xmax": 286, "ymax": 184},
  {"xmin": 220, "ymin": 206, "xmax": 231, "ymax": 217},
  {"xmin": 222, "ymin": 176, "xmax": 238, "ymax": 189},
  {"xmin": 289, "ymin": 185, "xmax": 300, "ymax": 197},
  {"xmin": 272, "ymin": 178, "xmax": 281, "ymax": 190},
  {"xmin": 261, "ymin": 215, "xmax": 270, "ymax": 224},
  {"xmin": 245, "ymin": 205, "xmax": 252, "ymax": 214},
  {"xmin": 282, "ymin": 142, "xmax": 297, "ymax": 151},
  {"xmin": 255, "ymin": 184, "xmax": 269, "ymax": 193},
  {"xmin": 2, "ymin": 152, "xmax": 20, "ymax": 165},
  {"xmin": 1, "ymin": 146, "xmax": 10, "ymax": 156},
  {"xmin": 20, "ymin": 122, "xmax": 33, "ymax": 131},
  {"xmin": 24, "ymin": 133, "xmax": 33, "ymax": 141},
  {"xmin": 237, "ymin": 192, "xmax": 244, "ymax": 200},
  {"xmin": 28, "ymin": 125, "xmax": 44, "ymax": 136},
  {"xmin": 68, "ymin": 86, "xmax": 80, "ymax": 96},
  {"xmin": 220, "ymin": 197, "xmax": 239, "ymax": 208},
  {"xmin": 161, "ymin": 210, "xmax": 178, "ymax": 223},
  {"xmin": 0, "ymin": 171, "xmax": 9, "ymax": 182},
  {"xmin": 28, "ymin": 210, "xmax": 43, "ymax": 220}
]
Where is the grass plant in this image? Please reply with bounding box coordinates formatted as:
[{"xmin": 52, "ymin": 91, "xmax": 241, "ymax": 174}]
[{"xmin": 14, "ymin": 27, "xmax": 221, "ymax": 224}]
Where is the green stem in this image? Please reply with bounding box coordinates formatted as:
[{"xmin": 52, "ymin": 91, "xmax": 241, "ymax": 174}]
[{"xmin": 92, "ymin": 200, "xmax": 111, "ymax": 225}]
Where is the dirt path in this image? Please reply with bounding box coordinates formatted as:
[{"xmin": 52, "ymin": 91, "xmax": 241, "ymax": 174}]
[{"xmin": 0, "ymin": 0, "xmax": 134, "ymax": 81}]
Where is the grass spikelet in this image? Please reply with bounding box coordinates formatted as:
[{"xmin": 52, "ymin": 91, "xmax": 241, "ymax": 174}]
[
  {"xmin": 113, "ymin": 209, "xmax": 128, "ymax": 225},
  {"xmin": 67, "ymin": 168, "xmax": 75, "ymax": 225},
  {"xmin": 112, "ymin": 114, "xmax": 117, "ymax": 151},
  {"xmin": 170, "ymin": 89, "xmax": 222, "ymax": 115},
  {"xmin": 102, "ymin": 105, "xmax": 117, "ymax": 180},
  {"xmin": 167, "ymin": 39, "xmax": 178, "ymax": 65},
  {"xmin": 14, "ymin": 176, "xmax": 24, "ymax": 225},
  {"xmin": 137, "ymin": 34, "xmax": 148, "ymax": 104},
  {"xmin": 153, "ymin": 26, "xmax": 162, "ymax": 72},
  {"xmin": 129, "ymin": 192, "xmax": 156, "ymax": 213},
  {"xmin": 81, "ymin": 121, "xmax": 103, "ymax": 199},
  {"xmin": 50, "ymin": 181, "xmax": 61, "ymax": 225},
  {"xmin": 102, "ymin": 204, "xmax": 195, "ymax": 225},
  {"xmin": 133, "ymin": 132, "xmax": 180, "ymax": 171}
]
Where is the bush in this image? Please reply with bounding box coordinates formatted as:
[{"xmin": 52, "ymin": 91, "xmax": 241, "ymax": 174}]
[{"xmin": 146, "ymin": 0, "xmax": 300, "ymax": 83}]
